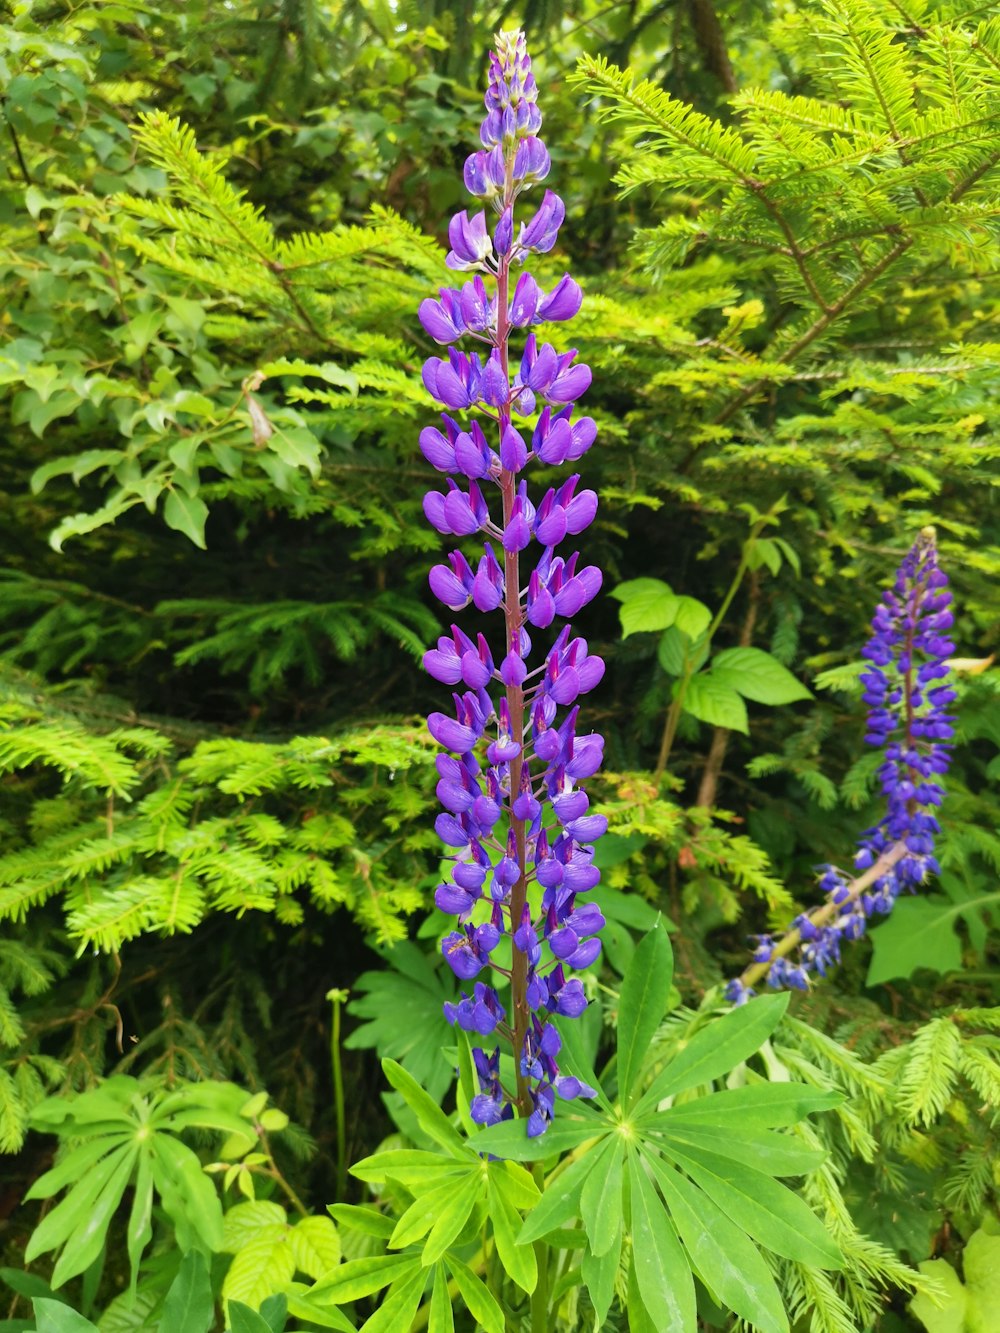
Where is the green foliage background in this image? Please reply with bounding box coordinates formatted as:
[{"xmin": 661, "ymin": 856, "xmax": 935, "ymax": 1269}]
[{"xmin": 0, "ymin": 0, "xmax": 998, "ymax": 1329}]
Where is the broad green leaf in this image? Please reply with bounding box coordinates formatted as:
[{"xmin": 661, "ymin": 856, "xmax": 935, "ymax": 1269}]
[
  {"xmin": 645, "ymin": 1151, "xmax": 788, "ymax": 1333},
  {"xmin": 310, "ymin": 1254, "xmax": 420, "ymax": 1302},
  {"xmin": 636, "ymin": 994, "xmax": 789, "ymax": 1112},
  {"xmin": 672, "ymin": 596, "xmax": 711, "ymax": 638},
  {"xmin": 446, "ymin": 1256, "xmax": 504, "ymax": 1333},
  {"xmin": 223, "ymin": 1201, "xmax": 287, "ymax": 1251},
  {"xmin": 163, "ymin": 488, "xmax": 208, "ymax": 548},
  {"xmin": 288, "ymin": 1216, "xmax": 341, "ymax": 1278},
  {"xmin": 227, "ymin": 1303, "xmax": 273, "ymax": 1333},
  {"xmin": 657, "ymin": 1083, "xmax": 841, "ymax": 1129},
  {"xmin": 31, "ymin": 1301, "xmax": 98, "ymax": 1333},
  {"xmin": 259, "ymin": 1293, "xmax": 288, "ymax": 1332},
  {"xmin": 866, "ymin": 894, "xmax": 1000, "ymax": 985},
  {"xmin": 663, "ymin": 1140, "xmax": 841, "ymax": 1268},
  {"xmin": 909, "ymin": 1259, "xmax": 967, "ymax": 1333},
  {"xmin": 611, "ymin": 578, "xmax": 679, "ymax": 637},
  {"xmin": 0, "ymin": 1271, "xmax": 63, "ymax": 1303},
  {"xmin": 161, "ymin": 1251, "xmax": 214, "ymax": 1333},
  {"xmin": 269, "ymin": 425, "xmax": 323, "ymax": 478},
  {"xmin": 653, "ymin": 1121, "xmax": 826, "ymax": 1176},
  {"xmin": 711, "ymin": 647, "xmax": 812, "ymax": 705},
  {"xmin": 428, "ymin": 1263, "xmax": 455, "ymax": 1333},
  {"xmin": 627, "ymin": 1149, "xmax": 696, "ymax": 1332},
  {"xmin": 682, "ymin": 673, "xmax": 748, "ymax": 733},
  {"xmin": 487, "ymin": 1176, "xmax": 537, "ymax": 1293},
  {"xmin": 579, "ymin": 1136, "xmax": 624, "ymax": 1256},
  {"xmin": 223, "ymin": 1230, "xmax": 296, "ymax": 1310},
  {"xmin": 617, "ymin": 917, "xmax": 673, "ymax": 1107},
  {"xmin": 381, "ymin": 1059, "xmax": 466, "ymax": 1155},
  {"xmin": 519, "ymin": 1148, "xmax": 604, "ymax": 1244}
]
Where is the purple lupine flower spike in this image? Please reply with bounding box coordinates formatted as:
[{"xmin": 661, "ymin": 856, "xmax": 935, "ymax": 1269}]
[
  {"xmin": 726, "ymin": 529, "xmax": 955, "ymax": 1003},
  {"xmin": 419, "ymin": 29, "xmax": 603, "ymax": 1134}
]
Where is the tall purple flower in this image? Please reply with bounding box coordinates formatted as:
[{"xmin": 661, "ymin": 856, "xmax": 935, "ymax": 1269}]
[
  {"xmin": 728, "ymin": 530, "xmax": 955, "ymax": 1002},
  {"xmin": 419, "ymin": 31, "xmax": 602, "ymax": 1135}
]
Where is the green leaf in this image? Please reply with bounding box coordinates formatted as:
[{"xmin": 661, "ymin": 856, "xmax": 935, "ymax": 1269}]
[
  {"xmin": 658, "ymin": 626, "xmax": 710, "ymax": 677},
  {"xmin": 31, "ymin": 1301, "xmax": 98, "ymax": 1333},
  {"xmin": 909, "ymin": 1259, "xmax": 967, "ymax": 1333},
  {"xmin": 310, "ymin": 1254, "xmax": 420, "ymax": 1303},
  {"xmin": 672, "ymin": 596, "xmax": 711, "ymax": 638},
  {"xmin": 711, "ymin": 648, "xmax": 812, "ymax": 705},
  {"xmin": 428, "ymin": 1263, "xmax": 455, "ymax": 1333},
  {"xmin": 654, "ymin": 1121, "xmax": 826, "ymax": 1176},
  {"xmin": 579, "ymin": 1136, "xmax": 624, "ymax": 1256},
  {"xmin": 259, "ymin": 1293, "xmax": 288, "ymax": 1332},
  {"xmin": 420, "ymin": 1177, "xmax": 482, "ymax": 1265},
  {"xmin": 611, "ymin": 578, "xmax": 679, "ymax": 637},
  {"xmin": 161, "ymin": 1250, "xmax": 214, "ymax": 1333},
  {"xmin": 381, "ymin": 1059, "xmax": 466, "ymax": 1156},
  {"xmin": 269, "ymin": 426, "xmax": 323, "ymax": 478},
  {"xmin": 580, "ymin": 1222, "xmax": 621, "ymax": 1327},
  {"xmin": 682, "ymin": 673, "xmax": 748, "ymax": 732},
  {"xmin": 288, "ymin": 1216, "xmax": 341, "ymax": 1278},
  {"xmin": 662, "ymin": 1140, "xmax": 841, "ymax": 1268},
  {"xmin": 487, "ymin": 1175, "xmax": 537, "ymax": 1294},
  {"xmin": 654, "ymin": 1083, "xmax": 841, "ymax": 1129},
  {"xmin": 617, "ymin": 917, "xmax": 673, "ymax": 1107},
  {"xmin": 866, "ymin": 893, "xmax": 1000, "ymax": 985},
  {"xmin": 468, "ymin": 1116, "xmax": 597, "ymax": 1161},
  {"xmin": 644, "ymin": 1151, "xmax": 788, "ymax": 1333},
  {"xmin": 446, "ymin": 1256, "xmax": 504, "ymax": 1333},
  {"xmin": 627, "ymin": 1149, "xmax": 696, "ymax": 1332},
  {"xmin": 519, "ymin": 1147, "xmax": 605, "ymax": 1244},
  {"xmin": 636, "ymin": 994, "xmax": 789, "ymax": 1112},
  {"xmin": 25, "ymin": 1143, "xmax": 133, "ymax": 1272},
  {"xmin": 163, "ymin": 488, "xmax": 208, "ymax": 548},
  {"xmin": 125, "ymin": 1148, "xmax": 154, "ymax": 1290},
  {"xmin": 227, "ymin": 1302, "xmax": 273, "ymax": 1333}
]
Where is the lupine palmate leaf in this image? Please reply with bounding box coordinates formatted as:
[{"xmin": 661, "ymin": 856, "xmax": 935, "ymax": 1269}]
[
  {"xmin": 635, "ymin": 992, "xmax": 789, "ymax": 1111},
  {"xmin": 644, "ymin": 1149, "xmax": 788, "ymax": 1333},
  {"xmin": 381, "ymin": 1058, "xmax": 465, "ymax": 1155},
  {"xmin": 359, "ymin": 1266, "xmax": 426, "ymax": 1333},
  {"xmin": 487, "ymin": 1173, "xmax": 537, "ymax": 1294},
  {"xmin": 627, "ymin": 1147, "xmax": 696, "ymax": 1331},
  {"xmin": 445, "ymin": 1256, "xmax": 504, "ymax": 1333},
  {"xmin": 616, "ymin": 917, "xmax": 673, "ymax": 1106},
  {"xmin": 662, "ymin": 1139, "xmax": 842, "ymax": 1268},
  {"xmin": 651, "ymin": 1120, "xmax": 826, "ymax": 1176},
  {"xmin": 653, "ymin": 1082, "xmax": 841, "ymax": 1128},
  {"xmin": 427, "ymin": 1263, "xmax": 454, "ymax": 1333},
  {"xmin": 579, "ymin": 1136, "xmax": 625, "ymax": 1256},
  {"xmin": 518, "ymin": 1149, "xmax": 604, "ymax": 1244}
]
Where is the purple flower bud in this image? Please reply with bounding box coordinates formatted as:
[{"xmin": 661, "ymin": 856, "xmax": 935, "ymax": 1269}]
[{"xmin": 538, "ymin": 275, "xmax": 583, "ymax": 322}]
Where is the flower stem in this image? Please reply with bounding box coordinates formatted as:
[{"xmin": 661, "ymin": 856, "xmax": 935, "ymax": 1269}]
[{"xmin": 327, "ymin": 987, "xmax": 349, "ymax": 1199}]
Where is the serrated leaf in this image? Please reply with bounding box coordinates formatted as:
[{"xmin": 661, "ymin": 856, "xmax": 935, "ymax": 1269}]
[
  {"xmin": 611, "ymin": 578, "xmax": 679, "ymax": 637},
  {"xmin": 711, "ymin": 647, "xmax": 812, "ymax": 705},
  {"xmin": 288, "ymin": 1216, "xmax": 341, "ymax": 1278},
  {"xmin": 682, "ymin": 673, "xmax": 748, "ymax": 732}
]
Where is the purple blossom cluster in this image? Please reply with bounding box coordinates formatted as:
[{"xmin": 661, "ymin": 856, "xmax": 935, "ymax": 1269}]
[
  {"xmin": 727, "ymin": 531, "xmax": 955, "ymax": 1002},
  {"xmin": 420, "ymin": 31, "xmax": 604, "ymax": 1136}
]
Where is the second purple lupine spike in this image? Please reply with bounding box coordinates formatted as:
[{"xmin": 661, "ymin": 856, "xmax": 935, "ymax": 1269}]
[
  {"xmin": 727, "ymin": 529, "xmax": 955, "ymax": 1003},
  {"xmin": 419, "ymin": 29, "xmax": 602, "ymax": 1136}
]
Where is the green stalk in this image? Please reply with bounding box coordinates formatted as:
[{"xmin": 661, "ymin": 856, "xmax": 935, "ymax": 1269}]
[{"xmin": 327, "ymin": 987, "xmax": 349, "ymax": 1200}]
